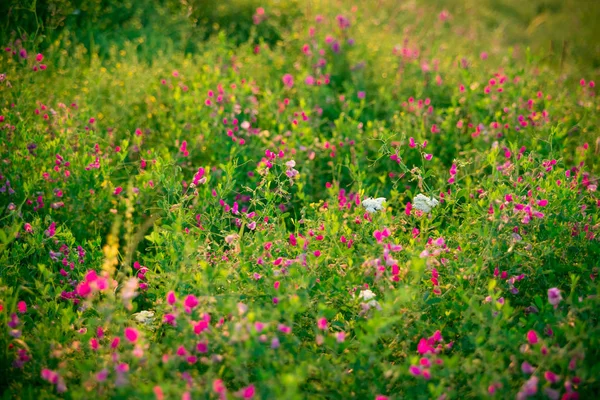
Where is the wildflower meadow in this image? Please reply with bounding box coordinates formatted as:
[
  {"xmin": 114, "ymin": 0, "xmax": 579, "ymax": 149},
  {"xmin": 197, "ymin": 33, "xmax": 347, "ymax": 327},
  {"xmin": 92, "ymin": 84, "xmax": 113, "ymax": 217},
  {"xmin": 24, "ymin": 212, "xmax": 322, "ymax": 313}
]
[{"xmin": 1, "ymin": 0, "xmax": 599, "ymax": 398}]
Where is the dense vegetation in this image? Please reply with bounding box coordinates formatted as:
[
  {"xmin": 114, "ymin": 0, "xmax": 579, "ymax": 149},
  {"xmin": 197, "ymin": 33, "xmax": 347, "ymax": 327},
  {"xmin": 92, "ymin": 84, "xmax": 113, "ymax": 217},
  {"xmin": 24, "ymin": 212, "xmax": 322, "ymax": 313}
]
[{"xmin": 1, "ymin": 0, "xmax": 599, "ymax": 398}]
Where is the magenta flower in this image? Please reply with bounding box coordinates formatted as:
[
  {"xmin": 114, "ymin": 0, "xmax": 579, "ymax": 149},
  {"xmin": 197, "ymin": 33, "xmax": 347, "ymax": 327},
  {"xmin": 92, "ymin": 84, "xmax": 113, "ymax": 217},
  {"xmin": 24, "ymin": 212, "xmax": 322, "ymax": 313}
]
[
  {"xmin": 241, "ymin": 384, "xmax": 255, "ymax": 399},
  {"xmin": 77, "ymin": 281, "xmax": 91, "ymax": 297},
  {"xmin": 526, "ymin": 330, "xmax": 539, "ymax": 345},
  {"xmin": 166, "ymin": 291, "xmax": 176, "ymax": 305},
  {"xmin": 278, "ymin": 324, "xmax": 292, "ymax": 334},
  {"xmin": 164, "ymin": 313, "xmax": 176, "ymax": 326},
  {"xmin": 184, "ymin": 294, "xmax": 199, "ymax": 311},
  {"xmin": 409, "ymin": 365, "xmax": 421, "ymax": 376},
  {"xmin": 317, "ymin": 317, "xmax": 327, "ymax": 330},
  {"xmin": 417, "ymin": 338, "xmax": 433, "ymax": 354},
  {"xmin": 45, "ymin": 222, "xmax": 56, "ymax": 237},
  {"xmin": 282, "ymin": 74, "xmax": 294, "ymax": 88},
  {"xmin": 124, "ymin": 327, "xmax": 139, "ymax": 343},
  {"xmin": 17, "ymin": 301, "xmax": 27, "ymax": 314},
  {"xmin": 544, "ymin": 370, "xmax": 560, "ymax": 384},
  {"xmin": 213, "ymin": 379, "xmax": 226, "ymax": 394}
]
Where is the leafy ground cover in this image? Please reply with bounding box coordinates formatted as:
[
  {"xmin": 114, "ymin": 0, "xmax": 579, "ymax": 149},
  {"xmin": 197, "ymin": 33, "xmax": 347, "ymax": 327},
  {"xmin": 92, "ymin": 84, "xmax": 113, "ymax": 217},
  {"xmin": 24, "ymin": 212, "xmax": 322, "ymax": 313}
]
[{"xmin": 1, "ymin": 1, "xmax": 599, "ymax": 398}]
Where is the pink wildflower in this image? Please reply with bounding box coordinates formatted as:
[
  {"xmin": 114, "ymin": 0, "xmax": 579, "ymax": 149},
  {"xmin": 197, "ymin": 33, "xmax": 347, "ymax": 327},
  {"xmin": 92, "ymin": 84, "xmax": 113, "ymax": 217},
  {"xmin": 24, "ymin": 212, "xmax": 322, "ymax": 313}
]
[{"xmin": 124, "ymin": 327, "xmax": 139, "ymax": 343}]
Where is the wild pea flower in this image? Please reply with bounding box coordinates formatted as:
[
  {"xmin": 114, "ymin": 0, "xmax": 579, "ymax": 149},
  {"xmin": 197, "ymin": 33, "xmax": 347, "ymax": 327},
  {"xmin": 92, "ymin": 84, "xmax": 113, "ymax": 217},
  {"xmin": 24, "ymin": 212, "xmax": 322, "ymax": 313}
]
[
  {"xmin": 544, "ymin": 371, "xmax": 560, "ymax": 383},
  {"xmin": 153, "ymin": 386, "xmax": 165, "ymax": 400},
  {"xmin": 362, "ymin": 197, "xmax": 386, "ymax": 213},
  {"xmin": 548, "ymin": 288, "xmax": 562, "ymax": 308},
  {"xmin": 124, "ymin": 327, "xmax": 139, "ymax": 343},
  {"xmin": 448, "ymin": 164, "xmax": 457, "ymax": 184},
  {"xmin": 8, "ymin": 313, "xmax": 19, "ymax": 328},
  {"xmin": 41, "ymin": 369, "xmax": 67, "ymax": 393},
  {"xmin": 412, "ymin": 194, "xmax": 439, "ymax": 213},
  {"xmin": 271, "ymin": 337, "xmax": 280, "ymax": 349},
  {"xmin": 17, "ymin": 301, "xmax": 27, "ymax": 314},
  {"xmin": 409, "ymin": 365, "xmax": 421, "ymax": 376},
  {"xmin": 282, "ymin": 74, "xmax": 294, "ymax": 88},
  {"xmin": 278, "ymin": 324, "xmax": 292, "ymax": 334},
  {"xmin": 46, "ymin": 222, "xmax": 56, "ymax": 237},
  {"xmin": 517, "ymin": 376, "xmax": 539, "ymax": 399},
  {"xmin": 13, "ymin": 348, "xmax": 30, "ymax": 368},
  {"xmin": 184, "ymin": 294, "xmax": 199, "ymax": 312},
  {"xmin": 166, "ymin": 291, "xmax": 176, "ymax": 305},
  {"xmin": 190, "ymin": 167, "xmax": 206, "ymax": 187},
  {"xmin": 526, "ymin": 330, "xmax": 539, "ymax": 345},
  {"xmin": 317, "ymin": 318, "xmax": 327, "ymax": 330},
  {"xmin": 285, "ymin": 160, "xmax": 299, "ymax": 179},
  {"xmin": 373, "ymin": 228, "xmax": 391, "ymax": 243},
  {"xmin": 163, "ymin": 313, "xmax": 176, "ymax": 326},
  {"xmin": 521, "ymin": 361, "xmax": 535, "ymax": 374},
  {"xmin": 179, "ymin": 140, "xmax": 189, "ymax": 157},
  {"xmin": 240, "ymin": 384, "xmax": 256, "ymax": 399}
]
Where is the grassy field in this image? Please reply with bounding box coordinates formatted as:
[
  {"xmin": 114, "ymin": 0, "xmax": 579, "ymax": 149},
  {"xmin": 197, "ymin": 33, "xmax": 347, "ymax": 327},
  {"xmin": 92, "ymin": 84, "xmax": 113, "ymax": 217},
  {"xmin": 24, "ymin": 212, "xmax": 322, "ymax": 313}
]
[{"xmin": 1, "ymin": 0, "xmax": 599, "ymax": 398}]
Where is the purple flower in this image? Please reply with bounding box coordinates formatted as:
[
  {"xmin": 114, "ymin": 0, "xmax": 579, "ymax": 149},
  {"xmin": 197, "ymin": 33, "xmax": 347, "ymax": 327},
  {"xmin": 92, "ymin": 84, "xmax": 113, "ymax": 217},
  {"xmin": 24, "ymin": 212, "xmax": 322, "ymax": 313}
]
[
  {"xmin": 521, "ymin": 361, "xmax": 534, "ymax": 374},
  {"xmin": 548, "ymin": 288, "xmax": 562, "ymax": 308}
]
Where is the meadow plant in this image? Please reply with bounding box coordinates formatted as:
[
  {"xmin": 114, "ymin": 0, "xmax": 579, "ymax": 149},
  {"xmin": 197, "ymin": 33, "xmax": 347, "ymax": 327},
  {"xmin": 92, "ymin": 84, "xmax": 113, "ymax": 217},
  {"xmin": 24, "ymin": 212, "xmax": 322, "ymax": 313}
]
[{"xmin": 0, "ymin": 1, "xmax": 599, "ymax": 399}]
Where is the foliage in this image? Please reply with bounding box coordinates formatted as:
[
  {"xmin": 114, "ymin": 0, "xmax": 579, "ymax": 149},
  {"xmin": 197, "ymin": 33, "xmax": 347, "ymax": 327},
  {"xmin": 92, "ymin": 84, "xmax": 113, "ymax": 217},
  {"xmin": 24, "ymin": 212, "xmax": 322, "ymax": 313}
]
[{"xmin": 0, "ymin": 1, "xmax": 599, "ymax": 399}]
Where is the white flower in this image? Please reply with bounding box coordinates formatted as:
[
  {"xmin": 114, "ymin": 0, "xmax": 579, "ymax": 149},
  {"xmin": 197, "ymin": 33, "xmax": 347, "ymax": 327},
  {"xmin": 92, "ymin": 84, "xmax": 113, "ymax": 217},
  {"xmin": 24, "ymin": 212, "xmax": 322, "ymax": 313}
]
[
  {"xmin": 412, "ymin": 194, "xmax": 439, "ymax": 213},
  {"xmin": 358, "ymin": 289, "xmax": 376, "ymax": 301},
  {"xmin": 362, "ymin": 197, "xmax": 386, "ymax": 213},
  {"xmin": 133, "ymin": 310, "xmax": 155, "ymax": 325}
]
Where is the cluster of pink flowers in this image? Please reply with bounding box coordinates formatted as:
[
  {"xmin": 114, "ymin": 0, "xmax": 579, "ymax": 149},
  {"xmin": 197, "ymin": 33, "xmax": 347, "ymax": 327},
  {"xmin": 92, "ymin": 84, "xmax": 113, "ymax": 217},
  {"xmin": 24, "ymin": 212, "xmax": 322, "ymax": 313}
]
[
  {"xmin": 409, "ymin": 330, "xmax": 450, "ymax": 379},
  {"xmin": 76, "ymin": 270, "xmax": 113, "ymax": 298}
]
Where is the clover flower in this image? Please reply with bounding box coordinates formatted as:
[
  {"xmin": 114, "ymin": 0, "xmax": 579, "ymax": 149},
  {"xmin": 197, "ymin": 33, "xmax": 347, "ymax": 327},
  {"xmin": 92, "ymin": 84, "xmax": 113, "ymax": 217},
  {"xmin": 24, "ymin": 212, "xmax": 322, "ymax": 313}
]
[{"xmin": 362, "ymin": 197, "xmax": 386, "ymax": 213}]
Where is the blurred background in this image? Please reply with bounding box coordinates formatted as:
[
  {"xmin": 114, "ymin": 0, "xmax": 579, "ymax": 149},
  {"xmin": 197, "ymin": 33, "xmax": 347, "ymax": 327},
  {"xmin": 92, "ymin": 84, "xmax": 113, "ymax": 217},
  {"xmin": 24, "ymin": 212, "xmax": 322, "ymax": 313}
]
[{"xmin": 1, "ymin": 0, "xmax": 599, "ymax": 76}]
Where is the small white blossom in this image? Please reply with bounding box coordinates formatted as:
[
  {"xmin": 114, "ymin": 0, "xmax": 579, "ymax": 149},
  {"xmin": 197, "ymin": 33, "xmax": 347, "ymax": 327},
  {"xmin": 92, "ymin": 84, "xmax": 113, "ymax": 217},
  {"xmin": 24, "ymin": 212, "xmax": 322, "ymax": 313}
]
[
  {"xmin": 412, "ymin": 194, "xmax": 439, "ymax": 213},
  {"xmin": 362, "ymin": 197, "xmax": 386, "ymax": 213},
  {"xmin": 358, "ymin": 289, "xmax": 376, "ymax": 301},
  {"xmin": 133, "ymin": 310, "xmax": 155, "ymax": 325}
]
